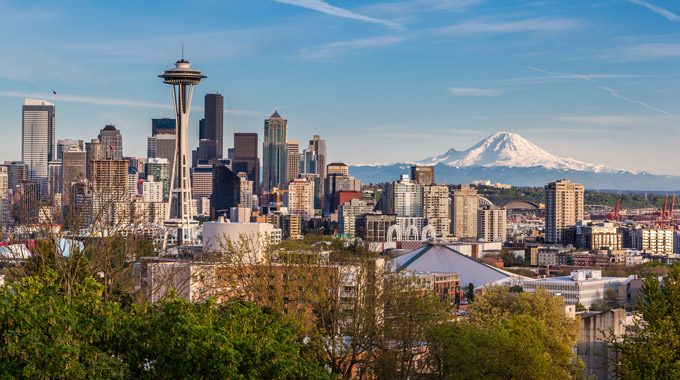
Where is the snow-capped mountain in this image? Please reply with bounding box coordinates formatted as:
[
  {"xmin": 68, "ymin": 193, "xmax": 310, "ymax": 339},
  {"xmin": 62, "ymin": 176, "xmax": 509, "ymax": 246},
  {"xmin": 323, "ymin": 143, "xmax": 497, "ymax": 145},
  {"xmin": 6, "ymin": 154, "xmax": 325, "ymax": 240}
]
[
  {"xmin": 349, "ymin": 131, "xmax": 680, "ymax": 190},
  {"xmin": 418, "ymin": 132, "xmax": 618, "ymax": 173}
]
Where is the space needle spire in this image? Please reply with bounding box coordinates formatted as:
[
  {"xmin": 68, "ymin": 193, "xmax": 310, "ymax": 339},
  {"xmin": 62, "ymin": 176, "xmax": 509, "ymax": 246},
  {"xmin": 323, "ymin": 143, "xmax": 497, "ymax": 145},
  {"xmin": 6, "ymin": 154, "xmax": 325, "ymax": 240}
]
[{"xmin": 159, "ymin": 52, "xmax": 206, "ymax": 246}]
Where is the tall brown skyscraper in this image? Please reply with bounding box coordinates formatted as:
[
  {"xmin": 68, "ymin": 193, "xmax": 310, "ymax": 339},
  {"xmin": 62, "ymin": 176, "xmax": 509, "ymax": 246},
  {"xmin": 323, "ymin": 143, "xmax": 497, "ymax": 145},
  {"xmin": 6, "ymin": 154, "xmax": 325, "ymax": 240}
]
[
  {"xmin": 545, "ymin": 179, "xmax": 584, "ymax": 244},
  {"xmin": 411, "ymin": 166, "xmax": 434, "ymax": 185},
  {"xmin": 204, "ymin": 93, "xmax": 224, "ymax": 158},
  {"xmin": 233, "ymin": 133, "xmax": 259, "ymax": 194}
]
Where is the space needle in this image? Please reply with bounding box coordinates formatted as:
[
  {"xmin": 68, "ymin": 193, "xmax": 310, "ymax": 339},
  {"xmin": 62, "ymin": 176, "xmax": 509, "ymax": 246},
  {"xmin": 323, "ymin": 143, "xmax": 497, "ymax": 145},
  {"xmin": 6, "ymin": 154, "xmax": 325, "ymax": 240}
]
[{"xmin": 159, "ymin": 50, "xmax": 206, "ymax": 246}]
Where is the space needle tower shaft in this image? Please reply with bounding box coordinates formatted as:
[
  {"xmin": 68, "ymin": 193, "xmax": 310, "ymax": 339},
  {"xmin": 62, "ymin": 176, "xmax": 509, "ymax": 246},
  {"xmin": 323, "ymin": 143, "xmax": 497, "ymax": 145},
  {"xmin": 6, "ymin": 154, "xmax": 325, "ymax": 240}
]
[{"xmin": 159, "ymin": 51, "xmax": 206, "ymax": 246}]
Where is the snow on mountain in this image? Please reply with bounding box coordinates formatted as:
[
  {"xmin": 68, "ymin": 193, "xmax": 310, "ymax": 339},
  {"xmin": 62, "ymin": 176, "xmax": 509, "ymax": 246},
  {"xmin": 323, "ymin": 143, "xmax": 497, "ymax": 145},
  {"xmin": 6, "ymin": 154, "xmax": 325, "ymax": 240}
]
[{"xmin": 418, "ymin": 132, "xmax": 623, "ymax": 173}]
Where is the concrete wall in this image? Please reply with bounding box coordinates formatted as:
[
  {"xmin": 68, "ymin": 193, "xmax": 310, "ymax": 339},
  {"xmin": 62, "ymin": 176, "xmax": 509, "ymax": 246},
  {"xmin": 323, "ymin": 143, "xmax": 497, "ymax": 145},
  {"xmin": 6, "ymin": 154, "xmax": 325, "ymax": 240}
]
[{"xmin": 577, "ymin": 309, "xmax": 626, "ymax": 380}]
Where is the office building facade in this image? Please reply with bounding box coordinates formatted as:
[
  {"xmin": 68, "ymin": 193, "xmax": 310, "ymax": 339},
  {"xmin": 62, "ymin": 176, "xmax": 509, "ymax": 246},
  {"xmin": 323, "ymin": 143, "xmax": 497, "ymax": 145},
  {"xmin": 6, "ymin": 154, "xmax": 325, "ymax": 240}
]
[
  {"xmin": 262, "ymin": 110, "xmax": 287, "ymax": 192},
  {"xmin": 98, "ymin": 125, "xmax": 123, "ymax": 159},
  {"xmin": 233, "ymin": 133, "xmax": 259, "ymax": 195},
  {"xmin": 451, "ymin": 185, "xmax": 479, "ymax": 238},
  {"xmin": 204, "ymin": 93, "xmax": 224, "ymax": 158},
  {"xmin": 22, "ymin": 99, "xmax": 55, "ymax": 192},
  {"xmin": 545, "ymin": 180, "xmax": 584, "ymax": 244}
]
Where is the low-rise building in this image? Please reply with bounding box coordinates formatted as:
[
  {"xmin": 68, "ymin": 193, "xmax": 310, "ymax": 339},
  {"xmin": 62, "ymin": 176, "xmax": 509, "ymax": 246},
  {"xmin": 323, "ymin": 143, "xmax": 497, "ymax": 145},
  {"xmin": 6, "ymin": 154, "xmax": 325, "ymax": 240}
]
[{"xmin": 524, "ymin": 269, "xmax": 630, "ymax": 306}]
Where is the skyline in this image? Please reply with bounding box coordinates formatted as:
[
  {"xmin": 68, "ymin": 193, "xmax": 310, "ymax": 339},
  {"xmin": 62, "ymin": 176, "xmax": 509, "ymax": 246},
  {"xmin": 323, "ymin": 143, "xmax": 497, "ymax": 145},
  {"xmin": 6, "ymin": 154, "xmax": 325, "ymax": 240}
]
[{"xmin": 1, "ymin": 1, "xmax": 680, "ymax": 174}]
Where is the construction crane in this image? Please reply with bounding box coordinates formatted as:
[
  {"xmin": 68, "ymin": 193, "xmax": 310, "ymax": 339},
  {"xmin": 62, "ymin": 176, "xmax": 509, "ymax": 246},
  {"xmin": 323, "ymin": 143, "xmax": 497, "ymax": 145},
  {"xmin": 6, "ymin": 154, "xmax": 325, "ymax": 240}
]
[
  {"xmin": 611, "ymin": 198, "xmax": 621, "ymax": 221},
  {"xmin": 264, "ymin": 186, "xmax": 290, "ymax": 211}
]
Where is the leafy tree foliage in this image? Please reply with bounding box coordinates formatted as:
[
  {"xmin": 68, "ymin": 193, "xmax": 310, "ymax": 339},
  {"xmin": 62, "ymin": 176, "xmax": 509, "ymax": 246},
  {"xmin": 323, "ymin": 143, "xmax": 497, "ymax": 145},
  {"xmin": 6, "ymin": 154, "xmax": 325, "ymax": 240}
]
[
  {"xmin": 609, "ymin": 262, "xmax": 680, "ymax": 379},
  {"xmin": 428, "ymin": 287, "xmax": 584, "ymax": 380},
  {"xmin": 0, "ymin": 272, "xmax": 331, "ymax": 380}
]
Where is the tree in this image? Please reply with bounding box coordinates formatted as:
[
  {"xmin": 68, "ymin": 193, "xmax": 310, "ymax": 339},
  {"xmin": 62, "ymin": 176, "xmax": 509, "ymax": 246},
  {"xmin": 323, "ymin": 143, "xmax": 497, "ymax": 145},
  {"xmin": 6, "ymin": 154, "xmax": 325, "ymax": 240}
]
[
  {"xmin": 499, "ymin": 247, "xmax": 515, "ymax": 266},
  {"xmin": 0, "ymin": 272, "xmax": 129, "ymax": 379},
  {"xmin": 0, "ymin": 272, "xmax": 332, "ymax": 380},
  {"xmin": 427, "ymin": 287, "xmax": 584, "ymax": 379},
  {"xmin": 608, "ymin": 262, "xmax": 680, "ymax": 379},
  {"xmin": 463, "ymin": 283, "xmax": 475, "ymax": 302}
]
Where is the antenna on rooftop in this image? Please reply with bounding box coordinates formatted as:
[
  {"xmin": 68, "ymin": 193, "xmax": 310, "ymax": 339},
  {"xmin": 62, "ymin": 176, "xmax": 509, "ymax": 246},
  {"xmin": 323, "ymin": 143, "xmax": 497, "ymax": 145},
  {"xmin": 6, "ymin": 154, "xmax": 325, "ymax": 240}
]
[{"xmin": 181, "ymin": 44, "xmax": 184, "ymax": 60}]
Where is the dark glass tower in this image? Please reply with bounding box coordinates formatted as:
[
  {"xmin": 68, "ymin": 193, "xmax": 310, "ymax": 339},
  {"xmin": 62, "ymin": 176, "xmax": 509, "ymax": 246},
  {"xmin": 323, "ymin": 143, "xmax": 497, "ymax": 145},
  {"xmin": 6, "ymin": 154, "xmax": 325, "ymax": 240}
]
[
  {"xmin": 204, "ymin": 94, "xmax": 224, "ymax": 158},
  {"xmin": 233, "ymin": 132, "xmax": 259, "ymax": 194},
  {"xmin": 210, "ymin": 158, "xmax": 240, "ymax": 220}
]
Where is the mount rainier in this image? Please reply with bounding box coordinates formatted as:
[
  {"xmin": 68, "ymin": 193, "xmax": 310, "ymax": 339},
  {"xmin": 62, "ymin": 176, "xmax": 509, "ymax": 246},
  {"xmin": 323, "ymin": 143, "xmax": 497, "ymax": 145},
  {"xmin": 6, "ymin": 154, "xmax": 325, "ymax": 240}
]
[{"xmin": 349, "ymin": 132, "xmax": 680, "ymax": 191}]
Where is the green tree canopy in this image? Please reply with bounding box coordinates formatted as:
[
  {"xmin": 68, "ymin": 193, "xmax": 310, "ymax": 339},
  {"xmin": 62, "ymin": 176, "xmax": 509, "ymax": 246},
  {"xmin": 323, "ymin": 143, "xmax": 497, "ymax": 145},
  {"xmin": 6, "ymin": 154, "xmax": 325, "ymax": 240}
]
[
  {"xmin": 609, "ymin": 262, "xmax": 680, "ymax": 379},
  {"xmin": 427, "ymin": 287, "xmax": 584, "ymax": 380},
  {"xmin": 0, "ymin": 272, "xmax": 331, "ymax": 380}
]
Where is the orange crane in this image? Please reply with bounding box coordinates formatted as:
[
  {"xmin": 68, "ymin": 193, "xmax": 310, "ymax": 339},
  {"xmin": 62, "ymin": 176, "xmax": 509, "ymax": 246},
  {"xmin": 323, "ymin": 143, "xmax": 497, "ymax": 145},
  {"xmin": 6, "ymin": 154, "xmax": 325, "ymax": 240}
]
[
  {"xmin": 265, "ymin": 186, "xmax": 290, "ymax": 211},
  {"xmin": 612, "ymin": 198, "xmax": 621, "ymax": 221}
]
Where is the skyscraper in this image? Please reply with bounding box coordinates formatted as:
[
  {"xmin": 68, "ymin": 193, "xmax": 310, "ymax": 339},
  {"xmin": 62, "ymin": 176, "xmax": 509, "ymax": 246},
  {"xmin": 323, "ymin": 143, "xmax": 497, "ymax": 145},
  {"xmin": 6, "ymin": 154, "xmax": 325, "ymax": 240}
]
[
  {"xmin": 423, "ymin": 184, "xmax": 450, "ymax": 236},
  {"xmin": 411, "ymin": 166, "xmax": 434, "ymax": 186},
  {"xmin": 478, "ymin": 205, "xmax": 507, "ymax": 242},
  {"xmin": 22, "ymin": 99, "xmax": 55, "ymax": 193},
  {"xmin": 57, "ymin": 139, "xmax": 83, "ymax": 160},
  {"xmin": 545, "ymin": 179, "xmax": 584, "ymax": 244},
  {"xmin": 152, "ymin": 118, "xmax": 176, "ymax": 136},
  {"xmin": 62, "ymin": 147, "xmax": 86, "ymax": 202},
  {"xmin": 388, "ymin": 175, "xmax": 423, "ymax": 217},
  {"xmin": 287, "ymin": 178, "xmax": 314, "ymax": 221},
  {"xmin": 85, "ymin": 139, "xmax": 106, "ymax": 181},
  {"xmin": 262, "ymin": 110, "xmax": 287, "ymax": 192},
  {"xmin": 451, "ymin": 184, "xmax": 479, "ymax": 238},
  {"xmin": 98, "ymin": 125, "xmax": 123, "ymax": 159},
  {"xmin": 204, "ymin": 93, "xmax": 224, "ymax": 158},
  {"xmin": 210, "ymin": 158, "xmax": 240, "ymax": 220},
  {"xmin": 147, "ymin": 134, "xmax": 176, "ymax": 174},
  {"xmin": 233, "ymin": 132, "xmax": 259, "ymax": 195},
  {"xmin": 285, "ymin": 141, "xmax": 300, "ymax": 188}
]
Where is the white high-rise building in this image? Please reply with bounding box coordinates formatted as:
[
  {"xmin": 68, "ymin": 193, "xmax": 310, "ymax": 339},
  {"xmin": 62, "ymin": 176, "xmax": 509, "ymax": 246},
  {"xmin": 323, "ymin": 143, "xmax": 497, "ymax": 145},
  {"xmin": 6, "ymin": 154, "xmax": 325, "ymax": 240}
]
[
  {"xmin": 143, "ymin": 176, "xmax": 164, "ymax": 203},
  {"xmin": 0, "ymin": 169, "xmax": 9, "ymax": 224},
  {"xmin": 22, "ymin": 99, "xmax": 55, "ymax": 194},
  {"xmin": 388, "ymin": 175, "xmax": 423, "ymax": 217},
  {"xmin": 238, "ymin": 172, "xmax": 253, "ymax": 210},
  {"xmin": 287, "ymin": 179, "xmax": 315, "ymax": 220},
  {"xmin": 423, "ymin": 184, "xmax": 451, "ymax": 237}
]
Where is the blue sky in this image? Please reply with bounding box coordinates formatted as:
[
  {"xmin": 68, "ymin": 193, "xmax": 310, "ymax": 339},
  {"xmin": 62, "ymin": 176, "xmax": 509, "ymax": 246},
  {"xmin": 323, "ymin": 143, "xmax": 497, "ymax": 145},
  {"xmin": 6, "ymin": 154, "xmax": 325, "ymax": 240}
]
[{"xmin": 1, "ymin": 0, "xmax": 680, "ymax": 174}]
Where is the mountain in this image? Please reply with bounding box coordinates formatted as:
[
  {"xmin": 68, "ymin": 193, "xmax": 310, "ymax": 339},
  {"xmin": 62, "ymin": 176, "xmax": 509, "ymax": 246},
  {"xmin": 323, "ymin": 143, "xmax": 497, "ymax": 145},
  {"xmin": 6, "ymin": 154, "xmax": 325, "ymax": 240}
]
[
  {"xmin": 350, "ymin": 132, "xmax": 680, "ymax": 191},
  {"xmin": 418, "ymin": 132, "xmax": 616, "ymax": 173}
]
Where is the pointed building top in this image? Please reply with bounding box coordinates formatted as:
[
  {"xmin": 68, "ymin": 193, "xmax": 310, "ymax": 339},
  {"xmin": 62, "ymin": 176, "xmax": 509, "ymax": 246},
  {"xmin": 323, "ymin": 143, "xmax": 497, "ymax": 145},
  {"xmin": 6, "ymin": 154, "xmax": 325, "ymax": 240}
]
[{"xmin": 269, "ymin": 109, "xmax": 282, "ymax": 120}]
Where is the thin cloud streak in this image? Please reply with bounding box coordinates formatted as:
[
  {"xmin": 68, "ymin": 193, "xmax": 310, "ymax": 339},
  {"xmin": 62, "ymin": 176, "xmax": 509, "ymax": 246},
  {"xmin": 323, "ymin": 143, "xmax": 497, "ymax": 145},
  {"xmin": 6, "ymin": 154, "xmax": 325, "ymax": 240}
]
[
  {"xmin": 448, "ymin": 88, "xmax": 502, "ymax": 96},
  {"xmin": 600, "ymin": 86, "xmax": 672, "ymax": 115},
  {"xmin": 302, "ymin": 35, "xmax": 403, "ymax": 59},
  {"xmin": 273, "ymin": 0, "xmax": 403, "ymax": 29},
  {"xmin": 612, "ymin": 43, "xmax": 680, "ymax": 61},
  {"xmin": 437, "ymin": 17, "xmax": 580, "ymax": 35},
  {"xmin": 0, "ymin": 91, "xmax": 263, "ymax": 117},
  {"xmin": 628, "ymin": 0, "xmax": 680, "ymax": 22},
  {"xmin": 551, "ymin": 115, "xmax": 646, "ymax": 125},
  {"xmin": 526, "ymin": 66, "xmax": 673, "ymax": 116}
]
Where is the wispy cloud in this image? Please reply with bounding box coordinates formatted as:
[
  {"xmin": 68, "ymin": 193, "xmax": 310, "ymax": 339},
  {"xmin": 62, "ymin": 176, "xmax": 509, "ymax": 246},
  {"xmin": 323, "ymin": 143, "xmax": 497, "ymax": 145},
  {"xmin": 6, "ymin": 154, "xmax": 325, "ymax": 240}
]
[
  {"xmin": 526, "ymin": 66, "xmax": 673, "ymax": 115},
  {"xmin": 448, "ymin": 87, "xmax": 503, "ymax": 96},
  {"xmin": 600, "ymin": 86, "xmax": 672, "ymax": 115},
  {"xmin": 437, "ymin": 17, "xmax": 580, "ymax": 35},
  {"xmin": 611, "ymin": 43, "xmax": 680, "ymax": 61},
  {"xmin": 364, "ymin": 0, "xmax": 480, "ymax": 18},
  {"xmin": 301, "ymin": 35, "xmax": 403, "ymax": 59},
  {"xmin": 273, "ymin": 0, "xmax": 403, "ymax": 29},
  {"xmin": 0, "ymin": 91, "xmax": 263, "ymax": 116},
  {"xmin": 628, "ymin": 0, "xmax": 680, "ymax": 22},
  {"xmin": 551, "ymin": 115, "xmax": 645, "ymax": 125}
]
